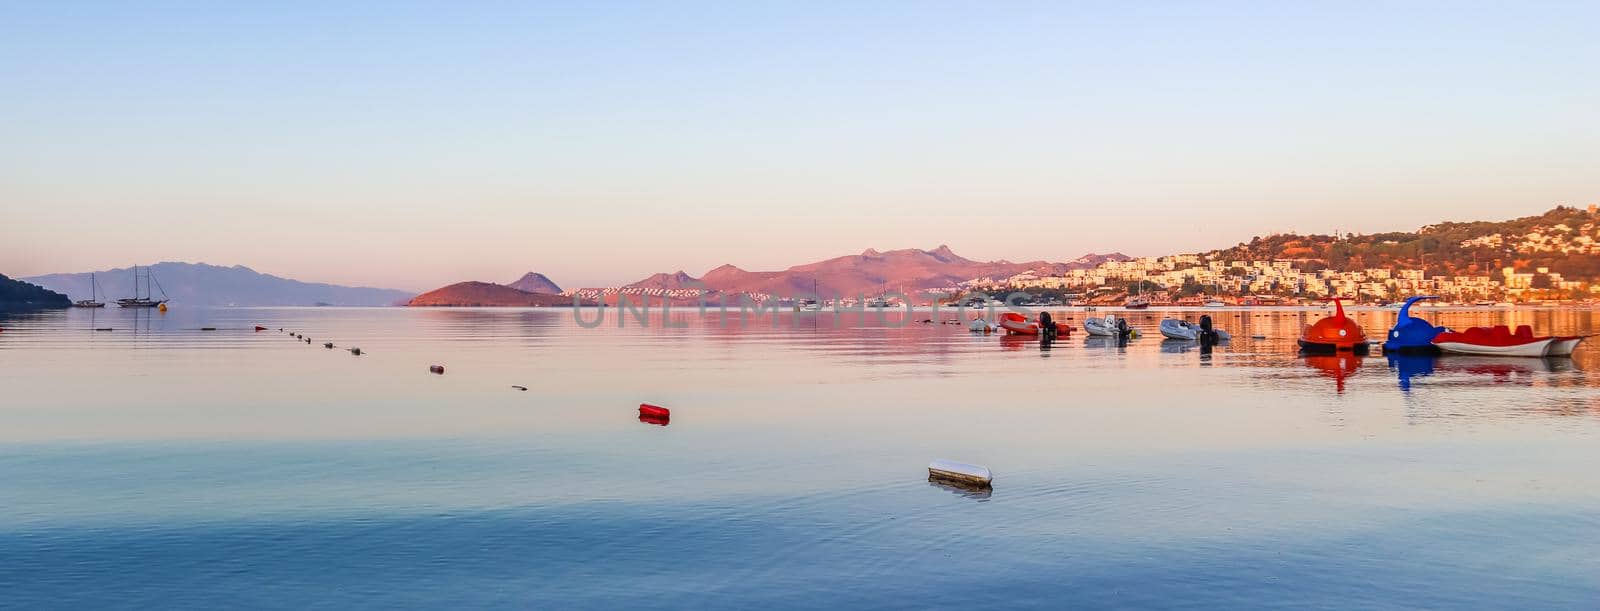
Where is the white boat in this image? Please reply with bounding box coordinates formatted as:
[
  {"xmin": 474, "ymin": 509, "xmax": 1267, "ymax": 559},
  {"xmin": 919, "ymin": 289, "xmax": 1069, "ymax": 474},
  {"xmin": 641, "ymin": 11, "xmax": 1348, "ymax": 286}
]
[
  {"xmin": 1435, "ymin": 337, "xmax": 1554, "ymax": 357},
  {"xmin": 1432, "ymin": 326, "xmax": 1556, "ymax": 357},
  {"xmin": 1083, "ymin": 315, "xmax": 1122, "ymax": 337},
  {"xmin": 1159, "ymin": 318, "xmax": 1232, "ymax": 341},
  {"xmin": 1204, "ymin": 300, "xmax": 1226, "ymax": 308},
  {"xmin": 968, "ymin": 318, "xmax": 996, "ymax": 333}
]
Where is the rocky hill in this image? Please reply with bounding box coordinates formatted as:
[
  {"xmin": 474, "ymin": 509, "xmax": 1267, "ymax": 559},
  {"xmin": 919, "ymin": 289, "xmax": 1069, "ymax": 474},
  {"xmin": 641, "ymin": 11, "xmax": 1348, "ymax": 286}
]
[
  {"xmin": 506, "ymin": 272, "xmax": 562, "ymax": 295},
  {"xmin": 407, "ymin": 281, "xmax": 576, "ymax": 307},
  {"xmin": 0, "ymin": 274, "xmax": 70, "ymax": 309}
]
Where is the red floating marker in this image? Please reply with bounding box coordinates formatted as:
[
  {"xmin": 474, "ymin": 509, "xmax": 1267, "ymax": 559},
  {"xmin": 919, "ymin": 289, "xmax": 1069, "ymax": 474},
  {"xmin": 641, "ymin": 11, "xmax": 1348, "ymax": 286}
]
[
  {"xmin": 254, "ymin": 326, "xmax": 267, "ymax": 332},
  {"xmin": 638, "ymin": 413, "xmax": 670, "ymax": 426},
  {"xmin": 429, "ymin": 365, "xmax": 445, "ymax": 374},
  {"xmin": 638, "ymin": 403, "xmax": 671, "ymax": 419}
]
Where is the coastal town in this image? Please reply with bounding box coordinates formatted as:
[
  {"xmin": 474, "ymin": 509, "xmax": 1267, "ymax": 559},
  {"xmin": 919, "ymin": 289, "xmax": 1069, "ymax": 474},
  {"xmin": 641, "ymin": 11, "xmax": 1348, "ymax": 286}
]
[{"xmin": 965, "ymin": 256, "xmax": 1583, "ymax": 307}]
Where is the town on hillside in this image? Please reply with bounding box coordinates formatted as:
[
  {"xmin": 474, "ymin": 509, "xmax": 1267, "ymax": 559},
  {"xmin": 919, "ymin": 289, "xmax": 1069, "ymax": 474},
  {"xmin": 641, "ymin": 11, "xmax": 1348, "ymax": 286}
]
[{"xmin": 961, "ymin": 204, "xmax": 1600, "ymax": 307}]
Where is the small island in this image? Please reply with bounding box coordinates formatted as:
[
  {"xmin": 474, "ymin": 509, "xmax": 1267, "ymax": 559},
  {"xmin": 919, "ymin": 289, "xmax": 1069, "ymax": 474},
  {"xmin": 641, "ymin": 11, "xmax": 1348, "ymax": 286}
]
[{"xmin": 0, "ymin": 274, "xmax": 70, "ymax": 310}]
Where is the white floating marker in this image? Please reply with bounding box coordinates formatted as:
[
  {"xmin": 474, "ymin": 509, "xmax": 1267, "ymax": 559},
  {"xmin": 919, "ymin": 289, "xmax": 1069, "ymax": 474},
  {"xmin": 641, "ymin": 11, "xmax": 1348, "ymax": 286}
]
[{"xmin": 928, "ymin": 459, "xmax": 993, "ymax": 487}]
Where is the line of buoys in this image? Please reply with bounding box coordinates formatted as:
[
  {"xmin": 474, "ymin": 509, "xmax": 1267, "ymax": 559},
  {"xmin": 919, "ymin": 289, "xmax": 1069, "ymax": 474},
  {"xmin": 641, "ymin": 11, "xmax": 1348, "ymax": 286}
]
[
  {"xmin": 928, "ymin": 459, "xmax": 993, "ymax": 488},
  {"xmin": 429, "ymin": 365, "xmax": 445, "ymax": 374}
]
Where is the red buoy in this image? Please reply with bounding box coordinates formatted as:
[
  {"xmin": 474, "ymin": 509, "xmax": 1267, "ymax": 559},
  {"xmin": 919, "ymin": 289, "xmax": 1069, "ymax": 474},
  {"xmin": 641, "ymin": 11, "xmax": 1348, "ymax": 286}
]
[
  {"xmin": 429, "ymin": 365, "xmax": 445, "ymax": 374},
  {"xmin": 638, "ymin": 413, "xmax": 670, "ymax": 426},
  {"xmin": 638, "ymin": 403, "xmax": 670, "ymax": 419},
  {"xmin": 254, "ymin": 326, "xmax": 267, "ymax": 332}
]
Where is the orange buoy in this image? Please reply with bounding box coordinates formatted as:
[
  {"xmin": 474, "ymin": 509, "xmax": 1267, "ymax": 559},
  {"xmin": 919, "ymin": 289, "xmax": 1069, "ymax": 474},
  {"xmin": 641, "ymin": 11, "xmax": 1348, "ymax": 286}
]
[
  {"xmin": 429, "ymin": 365, "xmax": 445, "ymax": 374},
  {"xmin": 638, "ymin": 403, "xmax": 671, "ymax": 419}
]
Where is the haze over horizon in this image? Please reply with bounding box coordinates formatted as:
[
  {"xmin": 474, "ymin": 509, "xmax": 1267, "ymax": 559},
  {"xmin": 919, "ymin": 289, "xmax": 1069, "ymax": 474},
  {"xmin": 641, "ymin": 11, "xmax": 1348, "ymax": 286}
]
[{"xmin": 5, "ymin": 2, "xmax": 1597, "ymax": 291}]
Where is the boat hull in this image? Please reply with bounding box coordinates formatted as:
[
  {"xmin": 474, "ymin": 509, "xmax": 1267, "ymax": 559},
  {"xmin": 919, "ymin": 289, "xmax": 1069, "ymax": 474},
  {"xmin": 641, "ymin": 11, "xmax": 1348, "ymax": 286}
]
[
  {"xmin": 1083, "ymin": 321, "xmax": 1118, "ymax": 336},
  {"xmin": 1298, "ymin": 338, "xmax": 1370, "ymax": 355},
  {"xmin": 999, "ymin": 320, "xmax": 1038, "ymax": 335},
  {"xmin": 1548, "ymin": 337, "xmax": 1585, "ymax": 356},
  {"xmin": 1435, "ymin": 338, "xmax": 1554, "ymax": 357}
]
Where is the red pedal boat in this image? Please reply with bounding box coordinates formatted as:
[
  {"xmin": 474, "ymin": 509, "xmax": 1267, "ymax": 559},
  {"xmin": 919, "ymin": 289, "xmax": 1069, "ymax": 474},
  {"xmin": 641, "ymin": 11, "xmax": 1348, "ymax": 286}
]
[
  {"xmin": 1432, "ymin": 325, "xmax": 1560, "ymax": 357},
  {"xmin": 1298, "ymin": 298, "xmax": 1368, "ymax": 354}
]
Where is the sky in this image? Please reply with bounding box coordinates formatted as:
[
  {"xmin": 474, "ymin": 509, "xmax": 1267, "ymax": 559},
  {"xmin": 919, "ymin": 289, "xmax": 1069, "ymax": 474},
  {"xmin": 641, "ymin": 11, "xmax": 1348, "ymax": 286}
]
[{"xmin": 3, "ymin": 2, "xmax": 1597, "ymax": 291}]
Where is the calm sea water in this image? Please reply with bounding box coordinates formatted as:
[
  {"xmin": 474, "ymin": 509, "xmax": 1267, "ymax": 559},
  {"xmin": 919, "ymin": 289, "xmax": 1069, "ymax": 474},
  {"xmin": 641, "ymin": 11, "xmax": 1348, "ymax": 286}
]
[{"xmin": 3, "ymin": 306, "xmax": 1599, "ymax": 609}]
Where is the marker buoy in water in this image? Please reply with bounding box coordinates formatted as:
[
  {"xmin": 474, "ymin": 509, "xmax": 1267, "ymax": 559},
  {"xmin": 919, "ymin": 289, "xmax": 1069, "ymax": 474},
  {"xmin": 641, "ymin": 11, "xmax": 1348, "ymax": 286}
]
[
  {"xmin": 429, "ymin": 365, "xmax": 445, "ymax": 374},
  {"xmin": 201, "ymin": 327, "xmax": 216, "ymax": 331},
  {"xmin": 305, "ymin": 338, "xmax": 312, "ymax": 344},
  {"xmin": 638, "ymin": 413, "xmax": 670, "ymax": 426},
  {"xmin": 349, "ymin": 347, "xmax": 362, "ymax": 355},
  {"xmin": 255, "ymin": 326, "xmax": 267, "ymax": 332},
  {"xmin": 638, "ymin": 403, "xmax": 671, "ymax": 419},
  {"xmin": 928, "ymin": 459, "xmax": 993, "ymax": 487},
  {"xmin": 511, "ymin": 385, "xmax": 528, "ymax": 391},
  {"xmin": 324, "ymin": 342, "xmax": 334, "ymax": 349},
  {"xmin": 95, "ymin": 328, "xmax": 113, "ymax": 331}
]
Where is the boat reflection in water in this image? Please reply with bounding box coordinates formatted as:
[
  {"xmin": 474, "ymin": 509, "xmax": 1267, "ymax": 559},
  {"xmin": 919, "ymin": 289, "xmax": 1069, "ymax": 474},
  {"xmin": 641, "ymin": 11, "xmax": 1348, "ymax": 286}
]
[
  {"xmin": 1304, "ymin": 354, "xmax": 1362, "ymax": 393},
  {"xmin": 1082, "ymin": 335, "xmax": 1129, "ymax": 351},
  {"xmin": 1387, "ymin": 354, "xmax": 1579, "ymax": 391},
  {"xmin": 1387, "ymin": 353, "xmax": 1436, "ymax": 391},
  {"xmin": 926, "ymin": 478, "xmax": 993, "ymax": 501}
]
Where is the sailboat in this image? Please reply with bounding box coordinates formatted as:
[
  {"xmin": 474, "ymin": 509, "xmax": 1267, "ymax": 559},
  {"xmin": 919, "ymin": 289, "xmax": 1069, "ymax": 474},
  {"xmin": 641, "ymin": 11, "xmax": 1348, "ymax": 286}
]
[
  {"xmin": 116, "ymin": 265, "xmax": 169, "ymax": 308},
  {"xmin": 73, "ymin": 273, "xmax": 107, "ymax": 308}
]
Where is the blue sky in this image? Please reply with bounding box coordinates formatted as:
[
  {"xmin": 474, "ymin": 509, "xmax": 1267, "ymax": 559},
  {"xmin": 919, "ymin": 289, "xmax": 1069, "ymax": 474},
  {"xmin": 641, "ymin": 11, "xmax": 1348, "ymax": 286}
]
[{"xmin": 3, "ymin": 2, "xmax": 1597, "ymax": 290}]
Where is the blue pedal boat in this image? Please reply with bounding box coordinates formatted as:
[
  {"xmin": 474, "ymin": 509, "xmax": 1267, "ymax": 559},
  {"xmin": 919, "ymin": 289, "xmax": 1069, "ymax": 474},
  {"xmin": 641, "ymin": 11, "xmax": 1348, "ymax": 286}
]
[{"xmin": 1382, "ymin": 296, "xmax": 1447, "ymax": 353}]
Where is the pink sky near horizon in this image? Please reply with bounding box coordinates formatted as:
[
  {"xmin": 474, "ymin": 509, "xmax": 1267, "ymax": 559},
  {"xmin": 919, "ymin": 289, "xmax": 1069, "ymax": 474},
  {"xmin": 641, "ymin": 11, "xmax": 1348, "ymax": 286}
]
[{"xmin": 3, "ymin": 3, "xmax": 1597, "ymax": 292}]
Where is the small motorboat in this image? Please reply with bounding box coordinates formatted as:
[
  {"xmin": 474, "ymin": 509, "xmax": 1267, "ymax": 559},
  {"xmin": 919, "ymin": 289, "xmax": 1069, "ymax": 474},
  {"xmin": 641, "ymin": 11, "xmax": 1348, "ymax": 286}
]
[
  {"xmin": 968, "ymin": 317, "xmax": 997, "ymax": 333},
  {"xmin": 1124, "ymin": 296, "xmax": 1150, "ymax": 309},
  {"xmin": 1159, "ymin": 317, "xmax": 1231, "ymax": 342},
  {"xmin": 997, "ymin": 312, "xmax": 1069, "ymax": 337},
  {"xmin": 1083, "ymin": 314, "xmax": 1127, "ymax": 337},
  {"xmin": 1381, "ymin": 296, "xmax": 1446, "ymax": 353},
  {"xmin": 1298, "ymin": 298, "xmax": 1368, "ymax": 354},
  {"xmin": 1432, "ymin": 325, "xmax": 1558, "ymax": 357}
]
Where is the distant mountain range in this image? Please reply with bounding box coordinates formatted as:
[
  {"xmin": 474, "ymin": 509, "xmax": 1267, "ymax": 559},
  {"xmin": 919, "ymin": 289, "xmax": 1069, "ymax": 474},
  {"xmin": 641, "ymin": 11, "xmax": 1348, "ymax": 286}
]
[
  {"xmin": 24, "ymin": 263, "xmax": 414, "ymax": 307},
  {"xmin": 406, "ymin": 246, "xmax": 1127, "ymax": 307},
  {"xmin": 613, "ymin": 245, "xmax": 1125, "ymax": 298},
  {"xmin": 0, "ymin": 274, "xmax": 69, "ymax": 309}
]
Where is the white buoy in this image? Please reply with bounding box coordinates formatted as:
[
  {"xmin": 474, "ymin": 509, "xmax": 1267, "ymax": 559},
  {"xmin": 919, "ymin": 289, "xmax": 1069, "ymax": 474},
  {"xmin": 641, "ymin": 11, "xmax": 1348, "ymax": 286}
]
[{"xmin": 928, "ymin": 459, "xmax": 992, "ymax": 487}]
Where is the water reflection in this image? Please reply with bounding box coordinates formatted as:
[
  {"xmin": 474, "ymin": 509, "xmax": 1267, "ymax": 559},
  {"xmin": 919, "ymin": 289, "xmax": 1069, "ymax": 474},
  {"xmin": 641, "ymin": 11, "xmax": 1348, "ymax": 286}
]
[
  {"xmin": 1386, "ymin": 353, "xmax": 1435, "ymax": 391},
  {"xmin": 1304, "ymin": 354, "xmax": 1362, "ymax": 393},
  {"xmin": 927, "ymin": 478, "xmax": 993, "ymax": 501},
  {"xmin": 4, "ymin": 306, "xmax": 1600, "ymax": 608}
]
